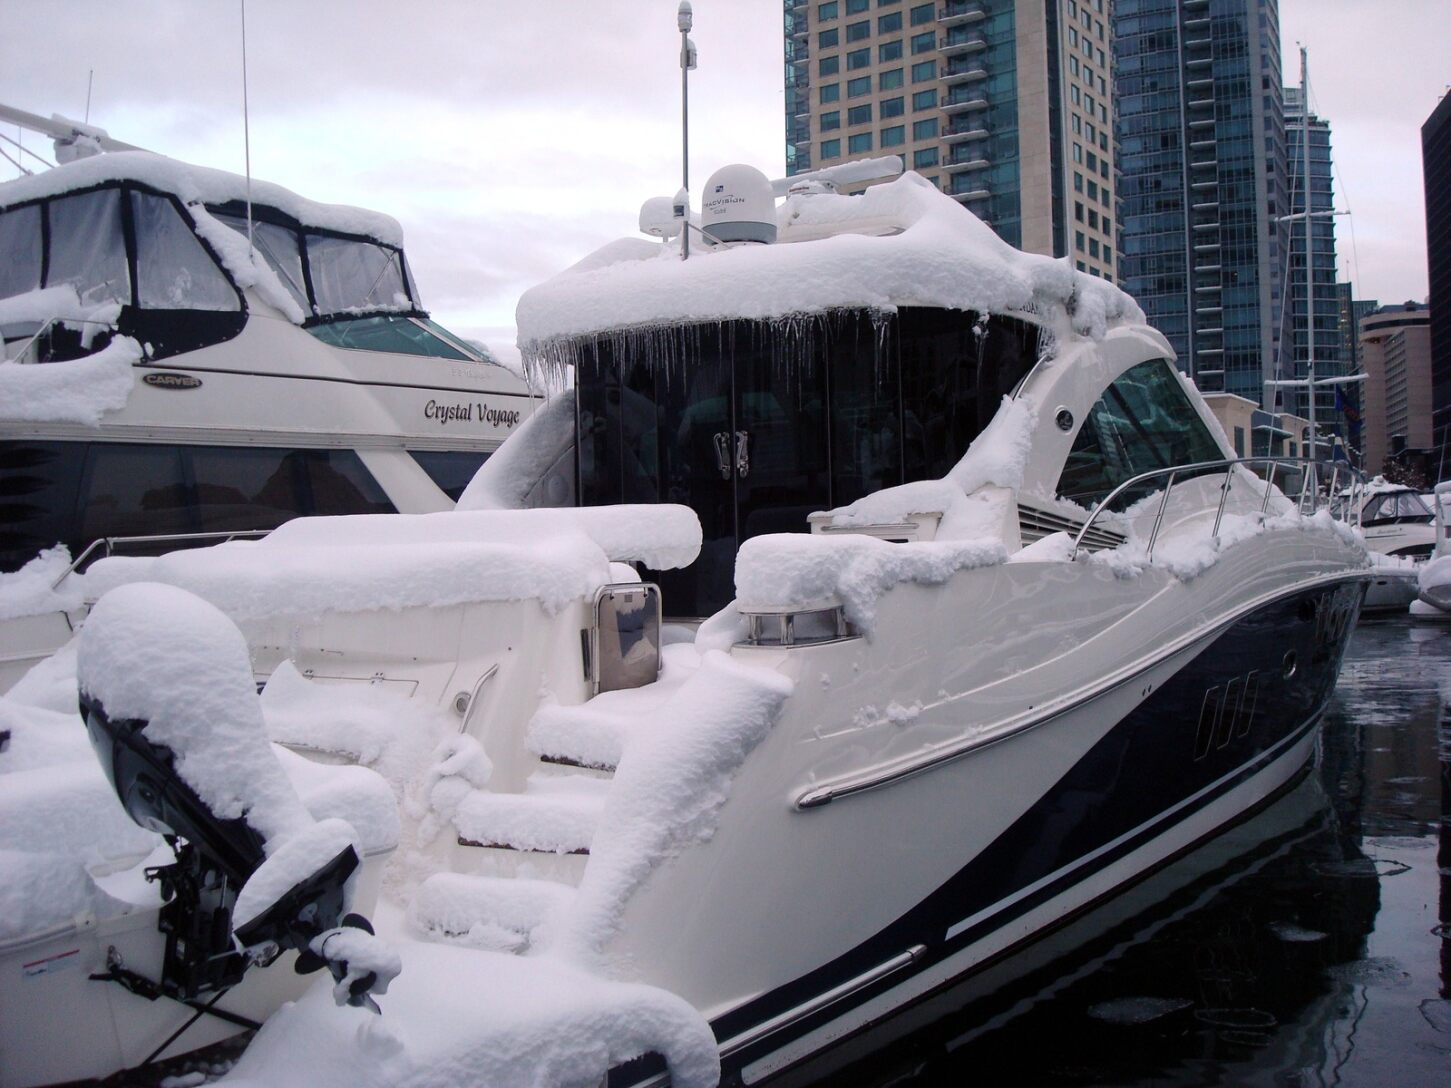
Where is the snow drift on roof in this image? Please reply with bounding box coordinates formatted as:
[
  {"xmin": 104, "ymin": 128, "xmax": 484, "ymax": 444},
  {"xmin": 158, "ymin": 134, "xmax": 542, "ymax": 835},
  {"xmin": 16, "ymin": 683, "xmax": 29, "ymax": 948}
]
[
  {"xmin": 0, "ymin": 150, "xmax": 402, "ymax": 245},
  {"xmin": 516, "ymin": 170, "xmax": 1144, "ymax": 357}
]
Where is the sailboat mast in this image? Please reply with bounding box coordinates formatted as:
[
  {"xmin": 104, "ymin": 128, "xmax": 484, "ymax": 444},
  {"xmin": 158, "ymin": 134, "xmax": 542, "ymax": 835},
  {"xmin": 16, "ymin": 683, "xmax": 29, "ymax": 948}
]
[{"xmin": 1300, "ymin": 45, "xmax": 1315, "ymax": 459}]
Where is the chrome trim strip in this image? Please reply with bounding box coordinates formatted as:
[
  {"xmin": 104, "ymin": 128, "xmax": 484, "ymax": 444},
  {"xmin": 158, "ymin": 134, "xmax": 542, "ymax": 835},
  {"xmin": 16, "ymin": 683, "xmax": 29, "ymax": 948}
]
[
  {"xmin": 792, "ymin": 569, "xmax": 1368, "ymax": 809},
  {"xmin": 718, "ymin": 944, "xmax": 928, "ymax": 1059}
]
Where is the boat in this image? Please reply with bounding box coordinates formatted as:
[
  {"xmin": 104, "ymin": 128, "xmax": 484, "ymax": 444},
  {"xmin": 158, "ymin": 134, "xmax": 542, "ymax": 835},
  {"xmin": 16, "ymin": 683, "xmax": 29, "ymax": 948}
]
[
  {"xmin": 1411, "ymin": 480, "xmax": 1451, "ymax": 618},
  {"xmin": 0, "ymin": 106, "xmax": 536, "ymax": 690},
  {"xmin": 1, "ymin": 157, "xmax": 1373, "ymax": 1087}
]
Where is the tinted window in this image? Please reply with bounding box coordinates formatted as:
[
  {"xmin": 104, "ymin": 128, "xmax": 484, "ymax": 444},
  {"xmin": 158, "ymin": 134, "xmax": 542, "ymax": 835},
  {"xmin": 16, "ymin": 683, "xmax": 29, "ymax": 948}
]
[
  {"xmin": 132, "ymin": 192, "xmax": 239, "ymax": 311},
  {"xmin": 306, "ymin": 314, "xmax": 471, "ymax": 359},
  {"xmin": 46, "ymin": 189, "xmax": 130, "ymax": 306},
  {"xmin": 0, "ymin": 204, "xmax": 42, "ymax": 301},
  {"xmin": 409, "ymin": 449, "xmax": 491, "ymax": 501},
  {"xmin": 1057, "ymin": 359, "xmax": 1225, "ymax": 506},
  {"xmin": 0, "ymin": 441, "xmax": 395, "ymax": 572}
]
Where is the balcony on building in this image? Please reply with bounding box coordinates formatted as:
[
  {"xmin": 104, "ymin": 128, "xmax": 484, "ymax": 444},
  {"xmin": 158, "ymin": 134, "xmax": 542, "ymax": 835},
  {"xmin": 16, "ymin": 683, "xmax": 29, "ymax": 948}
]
[
  {"xmin": 943, "ymin": 95, "xmax": 989, "ymax": 115},
  {"xmin": 939, "ymin": 3, "xmax": 987, "ymax": 28},
  {"xmin": 943, "ymin": 64, "xmax": 989, "ymax": 87},
  {"xmin": 944, "ymin": 125, "xmax": 988, "ymax": 144},
  {"xmin": 944, "ymin": 156, "xmax": 990, "ymax": 173},
  {"xmin": 940, "ymin": 32, "xmax": 987, "ymax": 57}
]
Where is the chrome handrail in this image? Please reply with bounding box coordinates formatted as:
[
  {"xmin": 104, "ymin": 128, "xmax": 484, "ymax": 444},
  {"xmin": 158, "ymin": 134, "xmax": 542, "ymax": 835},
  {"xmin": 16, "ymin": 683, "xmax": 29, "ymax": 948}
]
[
  {"xmin": 1069, "ymin": 456, "xmax": 1367, "ymax": 561},
  {"xmin": 54, "ymin": 529, "xmax": 272, "ymax": 589}
]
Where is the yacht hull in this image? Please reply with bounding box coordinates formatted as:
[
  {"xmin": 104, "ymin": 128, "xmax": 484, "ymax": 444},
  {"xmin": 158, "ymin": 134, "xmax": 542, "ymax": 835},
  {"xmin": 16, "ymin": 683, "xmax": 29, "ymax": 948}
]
[{"xmin": 606, "ymin": 554, "xmax": 1366, "ymax": 1086}]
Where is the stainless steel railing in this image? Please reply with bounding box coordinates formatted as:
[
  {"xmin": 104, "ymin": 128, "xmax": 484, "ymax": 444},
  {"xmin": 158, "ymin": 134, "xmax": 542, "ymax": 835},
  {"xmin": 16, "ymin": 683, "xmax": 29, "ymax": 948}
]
[
  {"xmin": 1069, "ymin": 456, "xmax": 1367, "ymax": 561},
  {"xmin": 53, "ymin": 529, "xmax": 272, "ymax": 589}
]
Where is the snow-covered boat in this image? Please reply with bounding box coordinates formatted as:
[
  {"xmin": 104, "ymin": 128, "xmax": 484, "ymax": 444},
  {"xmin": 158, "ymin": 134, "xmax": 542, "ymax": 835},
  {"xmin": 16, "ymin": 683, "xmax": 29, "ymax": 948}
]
[
  {"xmin": 1411, "ymin": 480, "xmax": 1451, "ymax": 619},
  {"xmin": 2, "ymin": 161, "xmax": 1372, "ymax": 1088},
  {"xmin": 0, "ymin": 108, "xmax": 535, "ymax": 689}
]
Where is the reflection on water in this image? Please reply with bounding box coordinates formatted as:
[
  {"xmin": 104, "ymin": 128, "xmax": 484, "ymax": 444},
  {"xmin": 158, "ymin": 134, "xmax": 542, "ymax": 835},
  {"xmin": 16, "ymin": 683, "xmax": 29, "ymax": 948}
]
[{"xmin": 791, "ymin": 617, "xmax": 1451, "ymax": 1087}]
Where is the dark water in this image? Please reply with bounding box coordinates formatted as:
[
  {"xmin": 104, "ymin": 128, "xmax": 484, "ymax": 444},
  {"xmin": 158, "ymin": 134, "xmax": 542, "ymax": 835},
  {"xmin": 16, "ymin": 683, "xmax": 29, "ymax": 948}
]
[{"xmin": 792, "ymin": 616, "xmax": 1451, "ymax": 1087}]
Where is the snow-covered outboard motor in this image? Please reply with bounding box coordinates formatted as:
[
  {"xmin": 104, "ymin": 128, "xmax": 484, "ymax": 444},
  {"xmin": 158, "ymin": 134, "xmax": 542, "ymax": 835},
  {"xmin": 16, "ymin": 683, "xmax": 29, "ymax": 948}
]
[
  {"xmin": 81, "ymin": 694, "xmax": 376, "ymax": 1005},
  {"xmin": 76, "ymin": 582, "xmax": 398, "ymax": 1028}
]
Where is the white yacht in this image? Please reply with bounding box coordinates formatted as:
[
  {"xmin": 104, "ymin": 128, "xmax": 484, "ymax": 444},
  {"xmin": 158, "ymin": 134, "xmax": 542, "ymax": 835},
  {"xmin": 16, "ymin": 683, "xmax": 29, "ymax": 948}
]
[
  {"xmin": 2, "ymin": 162, "xmax": 1372, "ymax": 1088},
  {"xmin": 1412, "ymin": 480, "xmax": 1451, "ymax": 618},
  {"xmin": 0, "ymin": 111, "xmax": 535, "ymax": 687}
]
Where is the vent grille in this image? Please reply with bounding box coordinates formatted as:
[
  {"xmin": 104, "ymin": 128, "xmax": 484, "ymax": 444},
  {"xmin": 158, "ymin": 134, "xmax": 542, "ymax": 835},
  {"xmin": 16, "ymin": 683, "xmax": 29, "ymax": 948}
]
[{"xmin": 1018, "ymin": 504, "xmax": 1126, "ymax": 552}]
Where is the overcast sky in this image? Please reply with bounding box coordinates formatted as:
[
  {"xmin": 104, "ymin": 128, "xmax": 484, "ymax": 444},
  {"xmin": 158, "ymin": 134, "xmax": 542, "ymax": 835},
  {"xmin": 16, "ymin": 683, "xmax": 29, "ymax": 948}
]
[{"xmin": 2, "ymin": 0, "xmax": 1447, "ymax": 359}]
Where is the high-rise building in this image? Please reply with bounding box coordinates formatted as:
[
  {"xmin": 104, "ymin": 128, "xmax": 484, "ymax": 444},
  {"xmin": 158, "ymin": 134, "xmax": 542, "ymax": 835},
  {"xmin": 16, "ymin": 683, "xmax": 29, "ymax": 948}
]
[
  {"xmin": 1360, "ymin": 303, "xmax": 1433, "ymax": 475},
  {"xmin": 1281, "ymin": 83, "xmax": 1348, "ymax": 443},
  {"xmin": 783, "ymin": 0, "xmax": 1117, "ymax": 280},
  {"xmin": 1113, "ymin": 0, "xmax": 1288, "ymax": 401},
  {"xmin": 1424, "ymin": 92, "xmax": 1451, "ymax": 480}
]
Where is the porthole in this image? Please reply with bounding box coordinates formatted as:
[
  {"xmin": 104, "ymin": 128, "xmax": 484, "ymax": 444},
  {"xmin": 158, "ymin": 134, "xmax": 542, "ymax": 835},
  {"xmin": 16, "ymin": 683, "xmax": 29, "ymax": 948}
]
[{"xmin": 1055, "ymin": 407, "xmax": 1075, "ymax": 432}]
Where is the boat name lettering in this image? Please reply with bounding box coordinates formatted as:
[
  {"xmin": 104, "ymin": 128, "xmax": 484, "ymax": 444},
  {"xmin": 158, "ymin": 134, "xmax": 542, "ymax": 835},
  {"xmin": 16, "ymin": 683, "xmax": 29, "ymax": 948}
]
[
  {"xmin": 141, "ymin": 372, "xmax": 202, "ymax": 390},
  {"xmin": 424, "ymin": 400, "xmax": 521, "ymax": 429}
]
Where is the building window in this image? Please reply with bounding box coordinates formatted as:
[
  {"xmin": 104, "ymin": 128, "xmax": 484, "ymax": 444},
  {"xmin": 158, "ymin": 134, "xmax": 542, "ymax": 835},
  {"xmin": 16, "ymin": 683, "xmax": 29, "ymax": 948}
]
[
  {"xmin": 910, "ymin": 2, "xmax": 934, "ymax": 25},
  {"xmin": 912, "ymin": 60, "xmax": 936, "ymax": 82},
  {"xmin": 847, "ymin": 76, "xmax": 871, "ymax": 96},
  {"xmin": 1074, "ymin": 172, "xmax": 1083, "ymax": 192},
  {"xmin": 1099, "ymin": 158, "xmax": 1109, "ymax": 178},
  {"xmin": 1071, "ymin": 85, "xmax": 1081, "ymax": 105},
  {"xmin": 1089, "ymin": 238, "xmax": 1100, "ymax": 258},
  {"xmin": 878, "ymin": 11, "xmax": 903, "ymax": 32},
  {"xmin": 819, "ymin": 28, "xmax": 839, "ymax": 47},
  {"xmin": 820, "ymin": 83, "xmax": 841, "ymax": 103},
  {"xmin": 821, "ymin": 138, "xmax": 842, "ymax": 159},
  {"xmin": 880, "ymin": 67, "xmax": 904, "ymax": 90},
  {"xmin": 879, "ymin": 39, "xmax": 903, "ymax": 62},
  {"xmin": 1075, "ymin": 230, "xmax": 1086, "ymax": 252},
  {"xmin": 848, "ymin": 103, "xmax": 873, "ymax": 125},
  {"xmin": 1088, "ymin": 209, "xmax": 1099, "ymax": 229},
  {"xmin": 880, "ymin": 95, "xmax": 905, "ymax": 118},
  {"xmin": 1076, "ymin": 260, "xmax": 1086, "ymax": 271},
  {"xmin": 913, "ymin": 146, "xmax": 939, "ymax": 168},
  {"xmin": 846, "ymin": 0, "xmax": 868, "ymax": 12},
  {"xmin": 1102, "ymin": 216, "xmax": 1111, "ymax": 233},
  {"xmin": 1100, "ymin": 186, "xmax": 1110, "ymax": 205},
  {"xmin": 1072, "ymin": 143, "xmax": 1082, "ymax": 163},
  {"xmin": 847, "ymin": 47, "xmax": 870, "ymax": 69},
  {"xmin": 1099, "ymin": 132, "xmax": 1108, "ymax": 151},
  {"xmin": 1075, "ymin": 201, "xmax": 1084, "ymax": 222},
  {"xmin": 846, "ymin": 19, "xmax": 870, "ymax": 41},
  {"xmin": 819, "ymin": 55, "xmax": 840, "ymax": 76},
  {"xmin": 911, "ymin": 30, "xmax": 935, "ymax": 54},
  {"xmin": 1070, "ymin": 27, "xmax": 1078, "ymax": 47},
  {"xmin": 1085, "ymin": 121, "xmax": 1096, "ymax": 142},
  {"xmin": 881, "ymin": 124, "xmax": 906, "ymax": 147},
  {"xmin": 913, "ymin": 88, "xmax": 938, "ymax": 110},
  {"xmin": 1086, "ymin": 150, "xmax": 1098, "ymax": 171},
  {"xmin": 848, "ymin": 132, "xmax": 874, "ymax": 153},
  {"xmin": 1071, "ymin": 57, "xmax": 1079, "ymax": 77},
  {"xmin": 912, "ymin": 117, "xmax": 939, "ymax": 140},
  {"xmin": 819, "ymin": 2, "xmax": 839, "ymax": 19},
  {"xmin": 1087, "ymin": 179, "xmax": 1098, "ymax": 199},
  {"xmin": 1104, "ymin": 245, "xmax": 1113, "ymax": 264},
  {"xmin": 1072, "ymin": 115, "xmax": 1082, "ymax": 135},
  {"xmin": 821, "ymin": 111, "xmax": 841, "ymax": 131}
]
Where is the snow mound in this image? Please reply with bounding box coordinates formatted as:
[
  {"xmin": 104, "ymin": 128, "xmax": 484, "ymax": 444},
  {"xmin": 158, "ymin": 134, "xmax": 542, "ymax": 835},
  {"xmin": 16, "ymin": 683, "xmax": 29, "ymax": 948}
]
[
  {"xmin": 0, "ymin": 334, "xmax": 140, "ymax": 424},
  {"xmin": 0, "ymin": 545, "xmax": 84, "ymax": 621},
  {"xmin": 517, "ymin": 171, "xmax": 1142, "ymax": 357},
  {"xmin": 0, "ymin": 849, "xmax": 131, "ymax": 942},
  {"xmin": 456, "ymin": 390, "xmax": 574, "ymax": 510},
  {"xmin": 409, "ymin": 873, "xmax": 575, "ymax": 953}
]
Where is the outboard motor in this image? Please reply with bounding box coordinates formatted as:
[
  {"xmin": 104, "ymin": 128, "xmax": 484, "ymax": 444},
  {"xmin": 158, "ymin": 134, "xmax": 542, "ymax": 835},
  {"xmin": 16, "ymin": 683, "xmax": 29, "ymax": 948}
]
[{"xmin": 77, "ymin": 582, "xmax": 396, "ymax": 1024}]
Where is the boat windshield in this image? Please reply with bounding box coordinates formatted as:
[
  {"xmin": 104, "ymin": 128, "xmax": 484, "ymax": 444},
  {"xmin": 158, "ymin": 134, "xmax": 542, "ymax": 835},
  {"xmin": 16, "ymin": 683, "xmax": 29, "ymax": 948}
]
[{"xmin": 1360, "ymin": 490, "xmax": 1433, "ymax": 525}]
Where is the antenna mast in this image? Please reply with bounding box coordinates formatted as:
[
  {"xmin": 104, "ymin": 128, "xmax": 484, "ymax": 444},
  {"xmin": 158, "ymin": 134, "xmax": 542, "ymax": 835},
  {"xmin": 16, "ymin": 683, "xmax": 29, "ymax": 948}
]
[
  {"xmin": 678, "ymin": 2, "xmax": 696, "ymax": 260},
  {"xmin": 241, "ymin": 0, "xmax": 254, "ymax": 249}
]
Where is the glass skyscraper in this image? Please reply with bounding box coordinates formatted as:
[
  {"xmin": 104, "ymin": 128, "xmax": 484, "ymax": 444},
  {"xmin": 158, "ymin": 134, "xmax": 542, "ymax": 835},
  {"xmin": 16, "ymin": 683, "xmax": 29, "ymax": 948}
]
[{"xmin": 1114, "ymin": 0, "xmax": 1287, "ymax": 401}]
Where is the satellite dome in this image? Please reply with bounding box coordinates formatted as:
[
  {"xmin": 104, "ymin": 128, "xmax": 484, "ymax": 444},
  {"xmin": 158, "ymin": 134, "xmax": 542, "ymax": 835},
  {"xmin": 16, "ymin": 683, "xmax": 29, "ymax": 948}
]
[{"xmin": 701, "ymin": 164, "xmax": 777, "ymax": 245}]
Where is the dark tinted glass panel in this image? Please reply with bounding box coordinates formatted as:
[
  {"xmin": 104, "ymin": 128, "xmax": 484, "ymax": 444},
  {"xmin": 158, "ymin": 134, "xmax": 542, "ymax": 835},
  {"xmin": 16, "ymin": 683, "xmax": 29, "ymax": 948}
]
[
  {"xmin": 307, "ymin": 315, "xmax": 470, "ymax": 359},
  {"xmin": 0, "ymin": 205, "xmax": 42, "ymax": 302},
  {"xmin": 131, "ymin": 192, "xmax": 239, "ymax": 311},
  {"xmin": 409, "ymin": 449, "xmax": 491, "ymax": 501},
  {"xmin": 189, "ymin": 447, "xmax": 306, "ymax": 533},
  {"xmin": 1057, "ymin": 358, "xmax": 1226, "ymax": 506},
  {"xmin": 829, "ymin": 312, "xmax": 902, "ymax": 504},
  {"xmin": 301, "ymin": 450, "xmax": 395, "ymax": 516},
  {"xmin": 79, "ymin": 444, "xmax": 194, "ymax": 544},
  {"xmin": 900, "ymin": 309, "xmax": 1039, "ymax": 481},
  {"xmin": 0, "ymin": 441, "xmax": 87, "ymax": 572},
  {"xmin": 46, "ymin": 188, "xmax": 130, "ymax": 306}
]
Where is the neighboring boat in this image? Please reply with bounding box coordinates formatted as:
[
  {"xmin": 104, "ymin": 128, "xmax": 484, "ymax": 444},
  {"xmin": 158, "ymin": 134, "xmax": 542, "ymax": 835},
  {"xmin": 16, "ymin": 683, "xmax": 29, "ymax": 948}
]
[
  {"xmin": 11, "ymin": 162, "xmax": 1372, "ymax": 1088},
  {"xmin": 1412, "ymin": 480, "xmax": 1451, "ymax": 618},
  {"xmin": 0, "ymin": 109, "xmax": 536, "ymax": 689}
]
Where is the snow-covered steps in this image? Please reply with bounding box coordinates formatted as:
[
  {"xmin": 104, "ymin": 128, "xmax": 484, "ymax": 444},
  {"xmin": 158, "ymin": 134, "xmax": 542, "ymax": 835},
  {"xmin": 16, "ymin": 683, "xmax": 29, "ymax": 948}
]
[
  {"xmin": 527, "ymin": 697, "xmax": 636, "ymax": 772},
  {"xmin": 409, "ymin": 871, "xmax": 575, "ymax": 953},
  {"xmin": 452, "ymin": 774, "xmax": 608, "ymax": 855}
]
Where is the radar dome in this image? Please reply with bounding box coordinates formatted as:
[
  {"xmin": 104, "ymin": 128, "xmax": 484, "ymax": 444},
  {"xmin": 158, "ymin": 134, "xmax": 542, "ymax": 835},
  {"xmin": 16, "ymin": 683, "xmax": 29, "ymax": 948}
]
[{"xmin": 701, "ymin": 164, "xmax": 777, "ymax": 245}]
